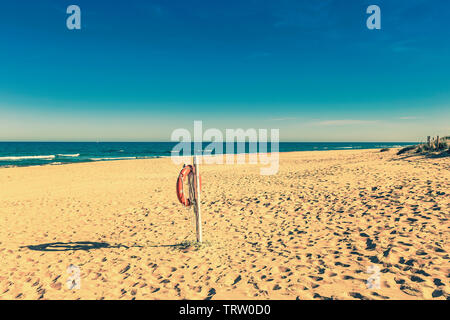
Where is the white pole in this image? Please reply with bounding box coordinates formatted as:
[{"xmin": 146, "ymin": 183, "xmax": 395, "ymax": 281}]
[{"xmin": 193, "ymin": 155, "xmax": 202, "ymax": 243}]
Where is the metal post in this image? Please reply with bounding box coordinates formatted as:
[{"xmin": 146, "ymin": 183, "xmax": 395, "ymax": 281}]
[{"xmin": 193, "ymin": 156, "xmax": 202, "ymax": 243}]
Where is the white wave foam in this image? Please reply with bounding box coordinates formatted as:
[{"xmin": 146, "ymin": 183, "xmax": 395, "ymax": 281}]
[
  {"xmin": 89, "ymin": 157, "xmax": 136, "ymax": 161},
  {"xmin": 0, "ymin": 155, "xmax": 56, "ymax": 161},
  {"xmin": 57, "ymin": 153, "xmax": 80, "ymax": 157}
]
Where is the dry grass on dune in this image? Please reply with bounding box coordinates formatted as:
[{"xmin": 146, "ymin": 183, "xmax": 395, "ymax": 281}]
[
  {"xmin": 397, "ymin": 137, "xmax": 450, "ymax": 157},
  {"xmin": 0, "ymin": 149, "xmax": 448, "ymax": 300}
]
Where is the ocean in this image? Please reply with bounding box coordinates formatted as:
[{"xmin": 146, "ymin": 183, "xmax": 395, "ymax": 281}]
[{"xmin": 0, "ymin": 142, "xmax": 413, "ymax": 167}]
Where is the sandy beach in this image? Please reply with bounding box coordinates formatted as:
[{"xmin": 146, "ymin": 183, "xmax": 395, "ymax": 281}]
[{"xmin": 0, "ymin": 149, "xmax": 448, "ymax": 300}]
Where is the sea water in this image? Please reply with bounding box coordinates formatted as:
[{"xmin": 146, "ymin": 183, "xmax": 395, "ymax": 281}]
[{"xmin": 0, "ymin": 142, "xmax": 414, "ymax": 167}]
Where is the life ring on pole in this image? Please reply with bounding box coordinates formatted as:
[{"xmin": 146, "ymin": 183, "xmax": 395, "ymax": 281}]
[{"xmin": 176, "ymin": 165, "xmax": 201, "ymax": 207}]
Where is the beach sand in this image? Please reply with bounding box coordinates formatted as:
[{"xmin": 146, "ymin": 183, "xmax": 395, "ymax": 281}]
[{"xmin": 0, "ymin": 149, "xmax": 448, "ymax": 300}]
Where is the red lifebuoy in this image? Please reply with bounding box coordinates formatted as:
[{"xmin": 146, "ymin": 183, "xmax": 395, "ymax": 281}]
[{"xmin": 176, "ymin": 165, "xmax": 201, "ymax": 207}]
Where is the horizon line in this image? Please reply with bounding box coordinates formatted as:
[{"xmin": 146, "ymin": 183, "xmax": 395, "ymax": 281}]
[{"xmin": 0, "ymin": 140, "xmax": 417, "ymax": 143}]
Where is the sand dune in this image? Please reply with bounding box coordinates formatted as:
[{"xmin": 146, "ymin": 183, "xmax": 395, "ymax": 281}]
[{"xmin": 0, "ymin": 149, "xmax": 448, "ymax": 300}]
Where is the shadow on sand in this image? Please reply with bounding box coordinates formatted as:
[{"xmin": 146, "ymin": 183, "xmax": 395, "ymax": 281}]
[
  {"xmin": 21, "ymin": 241, "xmax": 206, "ymax": 252},
  {"xmin": 148, "ymin": 240, "xmax": 210, "ymax": 251},
  {"xmin": 21, "ymin": 241, "xmax": 131, "ymax": 252},
  {"xmin": 389, "ymin": 150, "xmax": 449, "ymax": 162}
]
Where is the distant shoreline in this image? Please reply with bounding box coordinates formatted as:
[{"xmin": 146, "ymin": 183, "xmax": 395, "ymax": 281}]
[{"xmin": 0, "ymin": 147, "xmax": 408, "ymax": 169}]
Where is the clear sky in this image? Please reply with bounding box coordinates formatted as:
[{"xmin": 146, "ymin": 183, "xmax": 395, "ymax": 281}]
[{"xmin": 0, "ymin": 0, "xmax": 449, "ymax": 142}]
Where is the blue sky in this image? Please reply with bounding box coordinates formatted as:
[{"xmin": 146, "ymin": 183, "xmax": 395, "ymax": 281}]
[{"xmin": 0, "ymin": 0, "xmax": 449, "ymax": 141}]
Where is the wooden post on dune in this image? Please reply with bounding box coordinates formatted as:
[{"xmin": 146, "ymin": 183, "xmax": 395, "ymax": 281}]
[
  {"xmin": 193, "ymin": 155, "xmax": 202, "ymax": 243},
  {"xmin": 436, "ymin": 136, "xmax": 440, "ymax": 150},
  {"xmin": 427, "ymin": 136, "xmax": 431, "ymax": 148}
]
